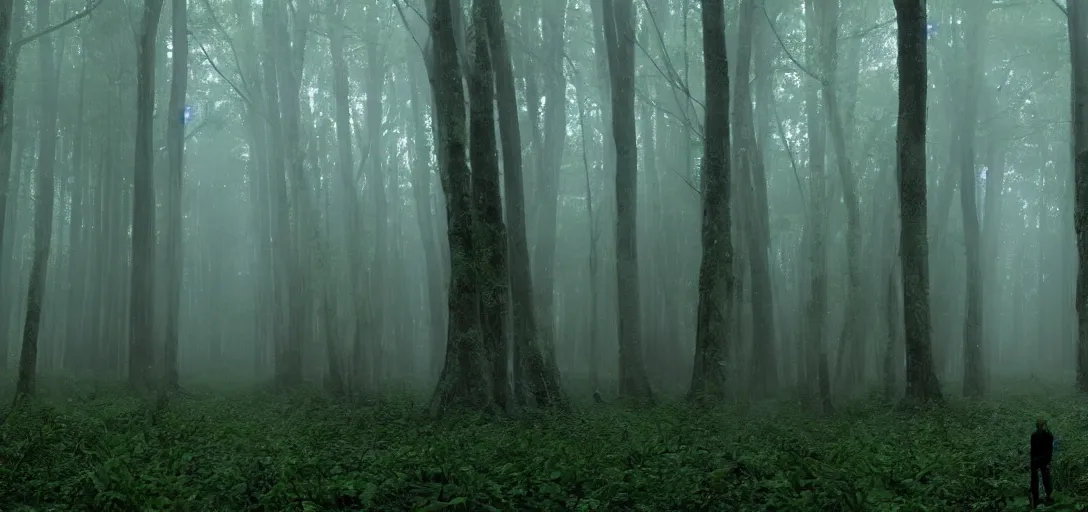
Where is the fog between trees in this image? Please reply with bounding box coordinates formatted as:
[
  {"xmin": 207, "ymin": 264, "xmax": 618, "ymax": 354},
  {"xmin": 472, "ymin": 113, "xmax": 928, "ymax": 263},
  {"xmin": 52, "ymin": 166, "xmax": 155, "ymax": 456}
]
[{"xmin": 0, "ymin": 0, "xmax": 1080, "ymax": 413}]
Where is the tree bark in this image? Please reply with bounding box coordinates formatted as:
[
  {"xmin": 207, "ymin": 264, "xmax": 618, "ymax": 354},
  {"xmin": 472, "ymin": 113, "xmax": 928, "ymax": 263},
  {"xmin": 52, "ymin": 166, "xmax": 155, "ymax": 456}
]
[
  {"xmin": 958, "ymin": 2, "xmax": 988, "ymax": 397},
  {"xmin": 688, "ymin": 0, "xmax": 733, "ymax": 402},
  {"xmin": 163, "ymin": 0, "xmax": 189, "ymax": 390},
  {"xmin": 408, "ymin": 57, "xmax": 446, "ymax": 381},
  {"xmin": 482, "ymin": 0, "xmax": 565, "ymax": 408},
  {"xmin": 734, "ymin": 0, "xmax": 778, "ymax": 398},
  {"xmin": 128, "ymin": 0, "xmax": 166, "ymax": 391},
  {"xmin": 804, "ymin": 0, "xmax": 833, "ymax": 412},
  {"xmin": 602, "ymin": 0, "xmax": 653, "ymax": 401},
  {"xmin": 894, "ymin": 0, "xmax": 942, "ymax": 402},
  {"xmin": 14, "ymin": 0, "xmax": 61, "ymax": 400},
  {"xmin": 468, "ymin": 1, "xmax": 511, "ymax": 412},
  {"xmin": 328, "ymin": 0, "xmax": 359, "ymax": 395},
  {"xmin": 1070, "ymin": 0, "xmax": 1088, "ymax": 392},
  {"xmin": 429, "ymin": 0, "xmax": 495, "ymax": 415},
  {"xmin": 819, "ymin": 0, "xmax": 865, "ymax": 395}
]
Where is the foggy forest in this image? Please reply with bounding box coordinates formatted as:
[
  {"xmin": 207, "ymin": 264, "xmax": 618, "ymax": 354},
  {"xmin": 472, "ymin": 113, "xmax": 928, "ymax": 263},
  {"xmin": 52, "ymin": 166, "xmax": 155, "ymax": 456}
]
[{"xmin": 0, "ymin": 0, "xmax": 1082, "ymax": 509}]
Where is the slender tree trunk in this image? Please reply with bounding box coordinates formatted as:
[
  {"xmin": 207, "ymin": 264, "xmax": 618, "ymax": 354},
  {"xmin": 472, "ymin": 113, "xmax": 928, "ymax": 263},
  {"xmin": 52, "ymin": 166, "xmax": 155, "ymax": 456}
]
[
  {"xmin": 0, "ymin": 5, "xmax": 23, "ymax": 363},
  {"xmin": 408, "ymin": 58, "xmax": 446, "ymax": 381},
  {"xmin": 362, "ymin": 42, "xmax": 387, "ymax": 391},
  {"xmin": 129, "ymin": 0, "xmax": 166, "ymax": 391},
  {"xmin": 734, "ymin": 0, "xmax": 778, "ymax": 398},
  {"xmin": 894, "ymin": 0, "xmax": 942, "ymax": 402},
  {"xmin": 163, "ymin": 0, "xmax": 188, "ymax": 390},
  {"xmin": 532, "ymin": 0, "xmax": 568, "ymax": 372},
  {"xmin": 0, "ymin": 0, "xmax": 12, "ymax": 113},
  {"xmin": 602, "ymin": 0, "xmax": 653, "ymax": 401},
  {"xmin": 804, "ymin": 0, "xmax": 833, "ymax": 412},
  {"xmin": 819, "ymin": 0, "xmax": 864, "ymax": 395},
  {"xmin": 328, "ymin": 0, "xmax": 360, "ymax": 394},
  {"xmin": 958, "ymin": 2, "xmax": 988, "ymax": 397},
  {"xmin": 688, "ymin": 0, "xmax": 732, "ymax": 402},
  {"xmin": 13, "ymin": 0, "xmax": 60, "ymax": 400},
  {"xmin": 483, "ymin": 0, "xmax": 565, "ymax": 408},
  {"xmin": 576, "ymin": 82, "xmax": 601, "ymax": 393}
]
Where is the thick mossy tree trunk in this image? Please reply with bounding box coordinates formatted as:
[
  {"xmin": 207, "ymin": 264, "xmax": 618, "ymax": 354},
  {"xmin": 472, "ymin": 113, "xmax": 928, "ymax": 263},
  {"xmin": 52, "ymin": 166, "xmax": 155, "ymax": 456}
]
[
  {"xmin": 602, "ymin": 0, "xmax": 653, "ymax": 401},
  {"xmin": 688, "ymin": 0, "xmax": 733, "ymax": 402},
  {"xmin": 468, "ymin": 2, "xmax": 511, "ymax": 412},
  {"xmin": 482, "ymin": 0, "xmax": 566, "ymax": 408},
  {"xmin": 1070, "ymin": 0, "xmax": 1088, "ymax": 392},
  {"xmin": 894, "ymin": 0, "xmax": 942, "ymax": 403},
  {"xmin": 429, "ymin": 0, "xmax": 495, "ymax": 416}
]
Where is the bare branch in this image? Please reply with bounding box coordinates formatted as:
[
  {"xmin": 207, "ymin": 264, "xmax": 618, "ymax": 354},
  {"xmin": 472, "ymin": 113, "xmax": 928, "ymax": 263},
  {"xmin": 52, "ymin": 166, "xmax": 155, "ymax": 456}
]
[
  {"xmin": 190, "ymin": 29, "xmax": 253, "ymax": 109},
  {"xmin": 773, "ymin": 101, "xmax": 805, "ymax": 203},
  {"xmin": 13, "ymin": 0, "xmax": 104, "ymax": 50},
  {"xmin": 197, "ymin": 0, "xmax": 253, "ymax": 96},
  {"xmin": 841, "ymin": 18, "xmax": 894, "ymax": 40},
  {"xmin": 638, "ymin": 0, "xmax": 705, "ymax": 132},
  {"xmin": 391, "ymin": 0, "xmax": 428, "ymax": 58},
  {"xmin": 761, "ymin": 4, "xmax": 822, "ymax": 83}
]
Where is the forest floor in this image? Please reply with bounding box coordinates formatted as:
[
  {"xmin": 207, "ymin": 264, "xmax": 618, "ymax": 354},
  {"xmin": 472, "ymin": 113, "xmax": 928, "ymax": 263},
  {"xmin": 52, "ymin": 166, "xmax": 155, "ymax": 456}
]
[{"xmin": 0, "ymin": 379, "xmax": 1085, "ymax": 511}]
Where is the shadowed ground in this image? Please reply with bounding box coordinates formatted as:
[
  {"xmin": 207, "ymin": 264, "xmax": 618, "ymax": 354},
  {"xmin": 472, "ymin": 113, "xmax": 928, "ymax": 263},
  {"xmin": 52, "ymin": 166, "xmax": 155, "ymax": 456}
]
[{"xmin": 0, "ymin": 378, "xmax": 1083, "ymax": 510}]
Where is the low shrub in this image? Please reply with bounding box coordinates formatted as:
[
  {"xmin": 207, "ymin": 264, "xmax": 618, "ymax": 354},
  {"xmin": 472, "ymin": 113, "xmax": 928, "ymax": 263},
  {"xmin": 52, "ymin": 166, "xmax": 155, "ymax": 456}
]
[{"xmin": 0, "ymin": 384, "xmax": 1085, "ymax": 510}]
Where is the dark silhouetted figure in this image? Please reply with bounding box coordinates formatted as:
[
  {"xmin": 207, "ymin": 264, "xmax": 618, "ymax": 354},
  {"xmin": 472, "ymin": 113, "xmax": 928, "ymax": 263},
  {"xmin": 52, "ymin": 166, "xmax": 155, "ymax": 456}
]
[{"xmin": 1030, "ymin": 418, "xmax": 1054, "ymax": 508}]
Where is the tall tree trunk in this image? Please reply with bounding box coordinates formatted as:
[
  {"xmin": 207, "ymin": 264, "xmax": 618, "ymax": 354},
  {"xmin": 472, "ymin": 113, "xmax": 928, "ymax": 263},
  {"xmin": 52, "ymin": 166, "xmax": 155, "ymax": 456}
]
[
  {"xmin": 958, "ymin": 2, "xmax": 988, "ymax": 397},
  {"xmin": 0, "ymin": 5, "xmax": 23, "ymax": 360},
  {"xmin": 981, "ymin": 138, "xmax": 1005, "ymax": 354},
  {"xmin": 575, "ymin": 81, "xmax": 601, "ymax": 393},
  {"xmin": 0, "ymin": 0, "xmax": 12, "ymax": 114},
  {"xmin": 408, "ymin": 58, "xmax": 445, "ymax": 381},
  {"xmin": 1071, "ymin": 0, "xmax": 1088, "ymax": 392},
  {"xmin": 267, "ymin": 0, "xmax": 309, "ymax": 389},
  {"xmin": 819, "ymin": 0, "xmax": 864, "ymax": 395},
  {"xmin": 804, "ymin": 0, "xmax": 833, "ymax": 412},
  {"xmin": 894, "ymin": 0, "xmax": 942, "ymax": 402},
  {"xmin": 533, "ymin": 0, "xmax": 567, "ymax": 371},
  {"xmin": 688, "ymin": 0, "xmax": 732, "ymax": 402},
  {"xmin": 129, "ymin": 0, "xmax": 166, "ymax": 391},
  {"xmin": 602, "ymin": 0, "xmax": 653, "ymax": 401},
  {"xmin": 483, "ymin": 0, "xmax": 565, "ymax": 408},
  {"xmin": 428, "ymin": 0, "xmax": 494, "ymax": 415},
  {"xmin": 66, "ymin": 47, "xmax": 89, "ymax": 368},
  {"xmin": 734, "ymin": 0, "xmax": 778, "ymax": 398},
  {"xmin": 13, "ymin": 0, "xmax": 60, "ymax": 400},
  {"xmin": 163, "ymin": 0, "xmax": 188, "ymax": 390},
  {"xmin": 468, "ymin": 0, "xmax": 510, "ymax": 411},
  {"xmin": 329, "ymin": 0, "xmax": 361, "ymax": 393},
  {"xmin": 362, "ymin": 42, "xmax": 386, "ymax": 391}
]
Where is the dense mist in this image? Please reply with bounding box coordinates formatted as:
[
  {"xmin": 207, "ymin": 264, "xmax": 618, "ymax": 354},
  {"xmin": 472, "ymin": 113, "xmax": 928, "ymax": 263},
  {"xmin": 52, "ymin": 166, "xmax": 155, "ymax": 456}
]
[{"xmin": 0, "ymin": 0, "xmax": 1083, "ymax": 507}]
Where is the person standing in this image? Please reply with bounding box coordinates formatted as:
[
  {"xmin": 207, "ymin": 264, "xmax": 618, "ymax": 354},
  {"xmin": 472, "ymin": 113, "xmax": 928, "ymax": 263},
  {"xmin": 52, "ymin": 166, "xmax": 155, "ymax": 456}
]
[{"xmin": 1030, "ymin": 418, "xmax": 1055, "ymax": 508}]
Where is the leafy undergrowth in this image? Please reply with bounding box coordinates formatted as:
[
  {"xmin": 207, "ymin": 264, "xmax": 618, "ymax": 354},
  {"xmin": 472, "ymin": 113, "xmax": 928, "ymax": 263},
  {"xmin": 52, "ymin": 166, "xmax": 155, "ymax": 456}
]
[{"xmin": 1, "ymin": 383, "xmax": 1088, "ymax": 511}]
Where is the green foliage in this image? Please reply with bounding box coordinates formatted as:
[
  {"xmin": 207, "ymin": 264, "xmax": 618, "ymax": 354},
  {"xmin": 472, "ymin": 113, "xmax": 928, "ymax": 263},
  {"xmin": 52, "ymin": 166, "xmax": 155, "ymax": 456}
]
[{"xmin": 1, "ymin": 384, "xmax": 1088, "ymax": 510}]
